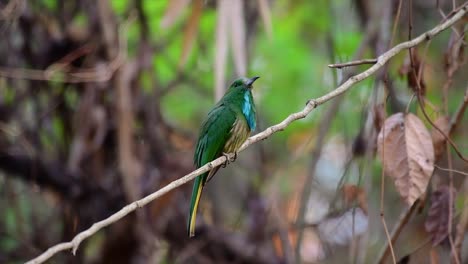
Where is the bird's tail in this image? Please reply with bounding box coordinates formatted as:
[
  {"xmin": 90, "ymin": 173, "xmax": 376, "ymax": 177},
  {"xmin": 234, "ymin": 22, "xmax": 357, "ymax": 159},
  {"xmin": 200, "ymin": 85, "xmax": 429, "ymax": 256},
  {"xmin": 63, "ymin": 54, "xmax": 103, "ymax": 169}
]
[{"xmin": 188, "ymin": 175, "xmax": 204, "ymax": 237}]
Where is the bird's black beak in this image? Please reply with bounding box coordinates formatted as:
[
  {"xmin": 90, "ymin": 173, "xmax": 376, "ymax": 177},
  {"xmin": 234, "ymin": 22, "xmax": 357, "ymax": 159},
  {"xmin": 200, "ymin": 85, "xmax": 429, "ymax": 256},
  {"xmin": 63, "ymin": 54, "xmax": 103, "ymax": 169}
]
[{"xmin": 247, "ymin": 76, "xmax": 260, "ymax": 87}]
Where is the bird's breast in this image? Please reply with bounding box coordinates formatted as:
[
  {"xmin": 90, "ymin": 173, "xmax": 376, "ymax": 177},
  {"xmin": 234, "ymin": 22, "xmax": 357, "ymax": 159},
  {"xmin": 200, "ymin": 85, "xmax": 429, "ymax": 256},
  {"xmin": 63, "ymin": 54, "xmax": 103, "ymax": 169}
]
[{"xmin": 224, "ymin": 118, "xmax": 250, "ymax": 153}]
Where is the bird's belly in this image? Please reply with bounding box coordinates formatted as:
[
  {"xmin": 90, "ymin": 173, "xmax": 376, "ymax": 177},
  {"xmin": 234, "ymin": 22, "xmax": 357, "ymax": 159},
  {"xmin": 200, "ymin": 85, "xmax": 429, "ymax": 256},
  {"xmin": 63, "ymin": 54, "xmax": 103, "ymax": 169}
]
[{"xmin": 224, "ymin": 119, "xmax": 250, "ymax": 153}]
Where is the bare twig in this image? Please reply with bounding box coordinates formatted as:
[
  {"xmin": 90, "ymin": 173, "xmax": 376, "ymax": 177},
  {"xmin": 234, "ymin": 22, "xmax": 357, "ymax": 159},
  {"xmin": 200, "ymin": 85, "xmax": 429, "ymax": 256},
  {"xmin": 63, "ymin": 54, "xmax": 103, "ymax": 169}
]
[
  {"xmin": 416, "ymin": 87, "xmax": 468, "ymax": 163},
  {"xmin": 328, "ymin": 59, "xmax": 378, "ymax": 68},
  {"xmin": 377, "ymin": 1, "xmax": 399, "ymax": 263},
  {"xmin": 390, "ymin": 0, "xmax": 404, "ymax": 47},
  {"xmin": 435, "ymin": 165, "xmax": 468, "ymax": 177},
  {"xmin": 379, "ymin": 82, "xmax": 396, "ymax": 264},
  {"xmin": 376, "ymin": 203, "xmax": 418, "ymax": 264},
  {"xmin": 24, "ymin": 6, "xmax": 468, "ymax": 264},
  {"xmin": 449, "ymin": 84, "xmax": 468, "ymax": 133}
]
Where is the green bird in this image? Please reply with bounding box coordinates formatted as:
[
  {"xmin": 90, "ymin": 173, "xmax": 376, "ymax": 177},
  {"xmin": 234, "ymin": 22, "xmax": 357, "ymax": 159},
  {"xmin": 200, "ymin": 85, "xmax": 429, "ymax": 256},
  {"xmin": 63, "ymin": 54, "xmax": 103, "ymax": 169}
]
[{"xmin": 188, "ymin": 76, "xmax": 259, "ymax": 237}]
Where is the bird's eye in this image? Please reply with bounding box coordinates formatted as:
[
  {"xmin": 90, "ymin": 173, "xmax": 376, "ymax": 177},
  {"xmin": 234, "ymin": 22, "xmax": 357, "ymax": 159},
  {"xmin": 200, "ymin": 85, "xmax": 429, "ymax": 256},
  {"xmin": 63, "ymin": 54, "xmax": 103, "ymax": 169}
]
[{"xmin": 231, "ymin": 80, "xmax": 244, "ymax": 88}]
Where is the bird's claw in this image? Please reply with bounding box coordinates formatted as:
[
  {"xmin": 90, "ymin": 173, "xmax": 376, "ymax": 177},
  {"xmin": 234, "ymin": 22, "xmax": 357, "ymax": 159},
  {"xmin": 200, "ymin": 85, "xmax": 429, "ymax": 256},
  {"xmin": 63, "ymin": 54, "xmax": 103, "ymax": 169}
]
[{"xmin": 222, "ymin": 152, "xmax": 237, "ymax": 167}]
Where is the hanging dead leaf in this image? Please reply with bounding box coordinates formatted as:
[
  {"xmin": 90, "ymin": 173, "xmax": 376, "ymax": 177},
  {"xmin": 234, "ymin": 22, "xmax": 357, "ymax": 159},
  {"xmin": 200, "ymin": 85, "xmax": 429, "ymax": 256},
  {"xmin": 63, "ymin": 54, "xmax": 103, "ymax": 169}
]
[
  {"xmin": 377, "ymin": 113, "xmax": 435, "ymax": 206},
  {"xmin": 178, "ymin": 0, "xmax": 203, "ymax": 68},
  {"xmin": 317, "ymin": 208, "xmax": 368, "ymax": 246},
  {"xmin": 424, "ymin": 186, "xmax": 456, "ymax": 246},
  {"xmin": 352, "ymin": 131, "xmax": 366, "ymax": 157},
  {"xmin": 431, "ymin": 115, "xmax": 450, "ymax": 160},
  {"xmin": 342, "ymin": 185, "xmax": 368, "ymax": 214},
  {"xmin": 160, "ymin": 0, "xmax": 191, "ymax": 28},
  {"xmin": 373, "ymin": 103, "xmax": 386, "ymax": 132}
]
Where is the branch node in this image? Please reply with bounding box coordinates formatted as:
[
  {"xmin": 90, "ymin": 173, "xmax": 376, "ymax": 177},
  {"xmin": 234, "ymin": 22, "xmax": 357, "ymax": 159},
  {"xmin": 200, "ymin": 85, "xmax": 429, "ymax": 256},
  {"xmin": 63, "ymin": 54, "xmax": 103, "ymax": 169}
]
[
  {"xmin": 425, "ymin": 33, "xmax": 431, "ymax": 41},
  {"xmin": 306, "ymin": 99, "xmax": 317, "ymax": 108},
  {"xmin": 72, "ymin": 243, "xmax": 80, "ymax": 256}
]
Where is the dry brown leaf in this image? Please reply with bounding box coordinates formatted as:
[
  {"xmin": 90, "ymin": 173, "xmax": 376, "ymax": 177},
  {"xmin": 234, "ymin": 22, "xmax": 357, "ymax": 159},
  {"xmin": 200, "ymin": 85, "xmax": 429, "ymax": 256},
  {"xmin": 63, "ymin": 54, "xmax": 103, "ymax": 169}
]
[
  {"xmin": 178, "ymin": 0, "xmax": 203, "ymax": 68},
  {"xmin": 342, "ymin": 185, "xmax": 368, "ymax": 214},
  {"xmin": 229, "ymin": 0, "xmax": 247, "ymax": 77},
  {"xmin": 424, "ymin": 186, "xmax": 456, "ymax": 246},
  {"xmin": 351, "ymin": 131, "xmax": 366, "ymax": 157},
  {"xmin": 377, "ymin": 113, "xmax": 435, "ymax": 205},
  {"xmin": 373, "ymin": 103, "xmax": 386, "ymax": 132},
  {"xmin": 431, "ymin": 115, "xmax": 450, "ymax": 160},
  {"xmin": 160, "ymin": 0, "xmax": 191, "ymax": 28},
  {"xmin": 214, "ymin": 0, "xmax": 229, "ymax": 100}
]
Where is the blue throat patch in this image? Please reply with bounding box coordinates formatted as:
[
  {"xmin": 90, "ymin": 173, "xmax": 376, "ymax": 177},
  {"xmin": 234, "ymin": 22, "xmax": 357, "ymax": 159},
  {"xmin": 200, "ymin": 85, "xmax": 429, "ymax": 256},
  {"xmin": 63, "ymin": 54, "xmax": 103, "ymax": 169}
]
[{"xmin": 242, "ymin": 91, "xmax": 256, "ymax": 130}]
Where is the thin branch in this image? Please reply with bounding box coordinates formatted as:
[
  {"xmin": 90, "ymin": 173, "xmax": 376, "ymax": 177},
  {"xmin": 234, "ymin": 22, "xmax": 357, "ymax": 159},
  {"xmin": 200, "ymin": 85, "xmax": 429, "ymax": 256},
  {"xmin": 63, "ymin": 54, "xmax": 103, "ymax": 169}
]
[
  {"xmin": 376, "ymin": 203, "xmax": 419, "ymax": 264},
  {"xmin": 379, "ymin": 80, "xmax": 396, "ymax": 264},
  {"xmin": 24, "ymin": 6, "xmax": 468, "ymax": 264},
  {"xmin": 328, "ymin": 59, "xmax": 378, "ymax": 68},
  {"xmin": 416, "ymin": 82, "xmax": 468, "ymax": 163},
  {"xmin": 377, "ymin": 1, "xmax": 399, "ymax": 263},
  {"xmin": 435, "ymin": 165, "xmax": 468, "ymax": 177},
  {"xmin": 449, "ymin": 84, "xmax": 468, "ymax": 133},
  {"xmin": 390, "ymin": 0, "xmax": 404, "ymax": 47}
]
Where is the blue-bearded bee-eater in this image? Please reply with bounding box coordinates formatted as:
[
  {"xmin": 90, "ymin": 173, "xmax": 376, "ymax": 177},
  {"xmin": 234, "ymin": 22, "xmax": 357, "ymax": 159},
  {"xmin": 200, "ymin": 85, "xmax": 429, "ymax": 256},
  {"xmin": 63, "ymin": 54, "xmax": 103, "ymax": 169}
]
[{"xmin": 188, "ymin": 76, "xmax": 259, "ymax": 237}]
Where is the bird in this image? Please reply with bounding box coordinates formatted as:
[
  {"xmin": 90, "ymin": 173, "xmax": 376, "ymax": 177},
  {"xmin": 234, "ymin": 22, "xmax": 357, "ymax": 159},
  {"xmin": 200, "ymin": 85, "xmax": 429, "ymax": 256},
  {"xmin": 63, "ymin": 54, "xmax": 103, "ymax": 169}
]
[{"xmin": 188, "ymin": 76, "xmax": 259, "ymax": 237}]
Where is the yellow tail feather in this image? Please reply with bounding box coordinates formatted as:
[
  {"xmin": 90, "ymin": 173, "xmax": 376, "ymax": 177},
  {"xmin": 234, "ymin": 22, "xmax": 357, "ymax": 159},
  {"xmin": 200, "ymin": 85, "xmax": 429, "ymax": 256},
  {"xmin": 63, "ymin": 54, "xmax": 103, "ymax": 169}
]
[{"xmin": 188, "ymin": 184, "xmax": 203, "ymax": 237}]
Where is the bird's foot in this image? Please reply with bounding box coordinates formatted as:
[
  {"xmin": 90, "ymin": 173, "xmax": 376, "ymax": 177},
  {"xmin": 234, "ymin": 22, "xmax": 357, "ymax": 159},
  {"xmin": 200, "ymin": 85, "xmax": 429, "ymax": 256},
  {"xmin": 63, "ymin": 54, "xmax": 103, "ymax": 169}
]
[
  {"xmin": 230, "ymin": 152, "xmax": 237, "ymax": 162},
  {"xmin": 221, "ymin": 152, "xmax": 237, "ymax": 167}
]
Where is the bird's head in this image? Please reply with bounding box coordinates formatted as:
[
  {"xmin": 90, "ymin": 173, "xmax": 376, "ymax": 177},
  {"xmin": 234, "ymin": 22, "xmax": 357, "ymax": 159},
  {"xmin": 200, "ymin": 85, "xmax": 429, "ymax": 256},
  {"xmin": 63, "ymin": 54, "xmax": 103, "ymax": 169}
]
[{"xmin": 230, "ymin": 76, "xmax": 260, "ymax": 90}]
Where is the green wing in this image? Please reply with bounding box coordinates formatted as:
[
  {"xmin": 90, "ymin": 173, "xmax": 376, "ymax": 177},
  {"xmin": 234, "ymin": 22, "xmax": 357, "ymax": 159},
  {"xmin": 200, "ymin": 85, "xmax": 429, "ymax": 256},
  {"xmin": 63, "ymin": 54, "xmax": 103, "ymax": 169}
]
[
  {"xmin": 188, "ymin": 104, "xmax": 236, "ymax": 237},
  {"xmin": 194, "ymin": 104, "xmax": 237, "ymax": 167}
]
